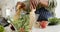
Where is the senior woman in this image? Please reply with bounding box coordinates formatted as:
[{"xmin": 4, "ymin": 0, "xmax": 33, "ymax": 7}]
[{"xmin": 30, "ymin": 0, "xmax": 57, "ymax": 29}]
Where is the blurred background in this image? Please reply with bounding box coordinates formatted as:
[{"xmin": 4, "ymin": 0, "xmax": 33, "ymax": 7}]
[{"xmin": 0, "ymin": 0, "xmax": 60, "ymax": 32}]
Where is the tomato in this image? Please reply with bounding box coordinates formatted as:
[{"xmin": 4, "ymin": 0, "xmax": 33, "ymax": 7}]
[{"xmin": 40, "ymin": 21, "xmax": 48, "ymax": 28}]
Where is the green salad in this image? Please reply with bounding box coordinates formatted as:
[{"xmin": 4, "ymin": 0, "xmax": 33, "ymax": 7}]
[
  {"xmin": 11, "ymin": 14, "xmax": 30, "ymax": 32},
  {"xmin": 0, "ymin": 25, "xmax": 4, "ymax": 32}
]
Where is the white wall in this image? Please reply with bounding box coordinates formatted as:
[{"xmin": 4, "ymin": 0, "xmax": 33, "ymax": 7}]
[
  {"xmin": 1, "ymin": 0, "xmax": 16, "ymax": 17},
  {"xmin": 55, "ymin": 0, "xmax": 60, "ymax": 18}
]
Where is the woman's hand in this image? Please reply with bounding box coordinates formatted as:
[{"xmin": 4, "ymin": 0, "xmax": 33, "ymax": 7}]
[{"xmin": 30, "ymin": 0, "xmax": 37, "ymax": 11}]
